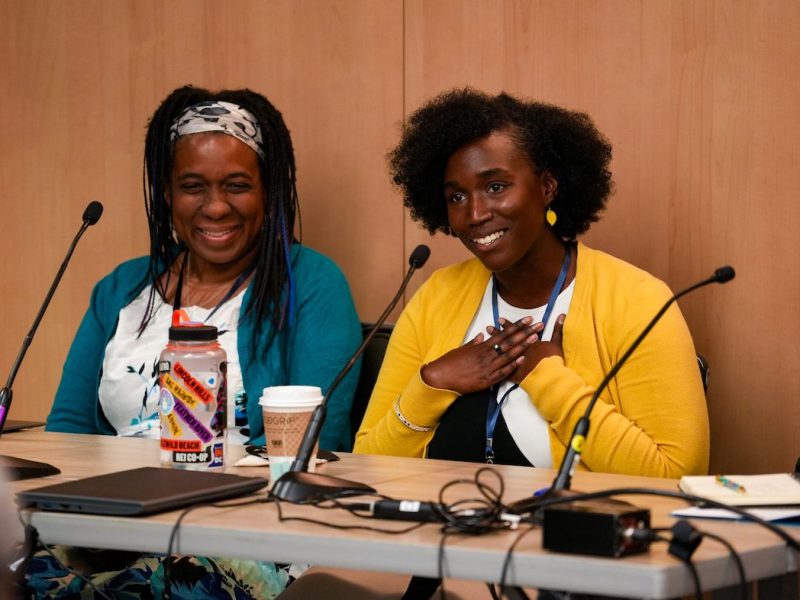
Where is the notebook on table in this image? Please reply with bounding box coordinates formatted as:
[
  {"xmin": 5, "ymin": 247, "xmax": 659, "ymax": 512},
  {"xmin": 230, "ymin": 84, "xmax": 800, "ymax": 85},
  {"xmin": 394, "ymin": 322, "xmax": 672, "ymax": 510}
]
[
  {"xmin": 678, "ymin": 473, "xmax": 800, "ymax": 507},
  {"xmin": 17, "ymin": 467, "xmax": 269, "ymax": 516}
]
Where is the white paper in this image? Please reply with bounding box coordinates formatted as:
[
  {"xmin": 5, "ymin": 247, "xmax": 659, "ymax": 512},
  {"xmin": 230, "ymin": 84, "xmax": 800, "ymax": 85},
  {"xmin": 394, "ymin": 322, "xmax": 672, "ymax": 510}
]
[{"xmin": 672, "ymin": 505, "xmax": 800, "ymax": 522}]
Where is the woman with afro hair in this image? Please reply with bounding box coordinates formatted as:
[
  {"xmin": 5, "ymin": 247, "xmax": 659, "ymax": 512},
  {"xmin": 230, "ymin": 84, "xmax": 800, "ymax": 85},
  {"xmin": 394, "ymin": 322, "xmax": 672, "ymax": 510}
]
[{"xmin": 355, "ymin": 89, "xmax": 709, "ymax": 479}]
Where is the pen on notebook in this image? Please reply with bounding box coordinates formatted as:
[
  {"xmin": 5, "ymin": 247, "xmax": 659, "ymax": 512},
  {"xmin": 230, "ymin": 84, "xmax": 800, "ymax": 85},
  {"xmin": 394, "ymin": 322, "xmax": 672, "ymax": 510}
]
[{"xmin": 715, "ymin": 475, "xmax": 747, "ymax": 494}]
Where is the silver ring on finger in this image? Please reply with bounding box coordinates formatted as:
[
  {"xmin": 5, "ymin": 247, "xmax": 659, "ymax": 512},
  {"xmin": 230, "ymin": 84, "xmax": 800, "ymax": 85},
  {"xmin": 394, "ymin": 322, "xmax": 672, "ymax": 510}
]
[{"xmin": 492, "ymin": 343, "xmax": 503, "ymax": 356}]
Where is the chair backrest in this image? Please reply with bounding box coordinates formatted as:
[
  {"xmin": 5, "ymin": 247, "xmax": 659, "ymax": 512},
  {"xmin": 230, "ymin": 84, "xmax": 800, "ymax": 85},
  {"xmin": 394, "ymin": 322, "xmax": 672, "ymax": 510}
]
[
  {"xmin": 697, "ymin": 353, "xmax": 710, "ymax": 394},
  {"xmin": 349, "ymin": 323, "xmax": 394, "ymax": 445}
]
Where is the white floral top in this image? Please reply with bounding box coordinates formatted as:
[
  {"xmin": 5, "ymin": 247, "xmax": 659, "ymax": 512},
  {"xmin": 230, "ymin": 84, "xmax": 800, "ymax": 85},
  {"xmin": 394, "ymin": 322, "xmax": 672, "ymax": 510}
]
[{"xmin": 98, "ymin": 285, "xmax": 248, "ymax": 443}]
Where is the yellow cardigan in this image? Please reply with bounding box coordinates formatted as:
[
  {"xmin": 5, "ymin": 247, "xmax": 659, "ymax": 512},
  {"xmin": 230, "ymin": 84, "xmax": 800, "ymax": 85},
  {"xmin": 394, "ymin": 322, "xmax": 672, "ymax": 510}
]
[{"xmin": 354, "ymin": 243, "xmax": 709, "ymax": 478}]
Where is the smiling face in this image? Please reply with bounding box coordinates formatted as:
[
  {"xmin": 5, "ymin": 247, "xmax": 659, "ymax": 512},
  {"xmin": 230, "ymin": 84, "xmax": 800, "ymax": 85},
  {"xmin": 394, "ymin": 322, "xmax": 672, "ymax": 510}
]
[
  {"xmin": 170, "ymin": 132, "xmax": 265, "ymax": 279},
  {"xmin": 444, "ymin": 130, "xmax": 559, "ymax": 278}
]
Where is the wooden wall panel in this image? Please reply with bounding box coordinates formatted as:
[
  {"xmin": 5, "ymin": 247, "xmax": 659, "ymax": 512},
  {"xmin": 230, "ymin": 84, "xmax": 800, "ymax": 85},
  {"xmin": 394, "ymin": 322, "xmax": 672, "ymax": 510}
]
[
  {"xmin": 703, "ymin": 1, "xmax": 800, "ymax": 473},
  {"xmin": 403, "ymin": 0, "xmax": 800, "ymax": 473},
  {"xmin": 0, "ymin": 0, "xmax": 403, "ymax": 423},
  {"xmin": 2, "ymin": 0, "xmax": 798, "ymax": 475},
  {"xmin": 403, "ymin": 0, "xmax": 682, "ymax": 287}
]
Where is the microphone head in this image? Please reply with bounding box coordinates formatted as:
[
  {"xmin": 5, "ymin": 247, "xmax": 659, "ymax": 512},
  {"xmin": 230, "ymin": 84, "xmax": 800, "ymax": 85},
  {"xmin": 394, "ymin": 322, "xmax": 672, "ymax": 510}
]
[
  {"xmin": 409, "ymin": 245, "xmax": 431, "ymax": 269},
  {"xmin": 83, "ymin": 201, "xmax": 104, "ymax": 225},
  {"xmin": 714, "ymin": 266, "xmax": 735, "ymax": 283}
]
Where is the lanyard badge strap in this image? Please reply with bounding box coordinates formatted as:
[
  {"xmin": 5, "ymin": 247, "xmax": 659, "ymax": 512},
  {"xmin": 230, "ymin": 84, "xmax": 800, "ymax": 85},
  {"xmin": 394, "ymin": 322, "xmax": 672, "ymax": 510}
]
[{"xmin": 484, "ymin": 245, "xmax": 571, "ymax": 463}]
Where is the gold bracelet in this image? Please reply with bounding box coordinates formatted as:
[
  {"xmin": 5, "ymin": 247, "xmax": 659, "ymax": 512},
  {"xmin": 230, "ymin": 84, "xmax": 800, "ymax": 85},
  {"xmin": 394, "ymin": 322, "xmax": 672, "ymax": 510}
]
[{"xmin": 393, "ymin": 397, "xmax": 434, "ymax": 432}]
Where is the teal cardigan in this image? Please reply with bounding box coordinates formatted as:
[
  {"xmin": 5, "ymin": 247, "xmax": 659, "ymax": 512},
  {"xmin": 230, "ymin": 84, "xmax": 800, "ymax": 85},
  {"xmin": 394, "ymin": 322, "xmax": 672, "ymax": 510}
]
[{"xmin": 46, "ymin": 245, "xmax": 362, "ymax": 451}]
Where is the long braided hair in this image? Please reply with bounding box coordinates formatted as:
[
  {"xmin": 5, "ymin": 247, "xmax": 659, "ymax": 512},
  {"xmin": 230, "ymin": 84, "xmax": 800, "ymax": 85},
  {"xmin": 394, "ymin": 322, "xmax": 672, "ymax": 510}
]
[{"xmin": 140, "ymin": 85, "xmax": 300, "ymax": 354}]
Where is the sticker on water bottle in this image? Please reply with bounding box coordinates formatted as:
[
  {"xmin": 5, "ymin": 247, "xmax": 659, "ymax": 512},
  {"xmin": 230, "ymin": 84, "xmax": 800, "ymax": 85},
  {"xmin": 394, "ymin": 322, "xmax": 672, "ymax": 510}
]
[
  {"xmin": 164, "ymin": 412, "xmax": 182, "ymax": 437},
  {"xmin": 210, "ymin": 443, "xmax": 224, "ymax": 467},
  {"xmin": 173, "ymin": 362, "xmax": 214, "ymax": 404},
  {"xmin": 162, "ymin": 373, "xmax": 200, "ymax": 409},
  {"xmin": 172, "ymin": 398, "xmax": 214, "ymax": 444},
  {"xmin": 159, "ymin": 388, "xmax": 175, "ymax": 415}
]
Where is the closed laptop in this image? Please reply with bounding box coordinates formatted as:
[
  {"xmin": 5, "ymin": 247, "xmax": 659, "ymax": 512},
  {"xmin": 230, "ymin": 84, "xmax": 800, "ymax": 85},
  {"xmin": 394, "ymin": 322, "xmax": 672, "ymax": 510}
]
[{"xmin": 17, "ymin": 467, "xmax": 269, "ymax": 516}]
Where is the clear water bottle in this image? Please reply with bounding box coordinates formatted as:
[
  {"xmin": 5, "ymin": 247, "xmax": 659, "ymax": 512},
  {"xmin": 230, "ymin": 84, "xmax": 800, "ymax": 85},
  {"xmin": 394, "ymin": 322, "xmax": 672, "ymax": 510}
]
[{"xmin": 158, "ymin": 325, "xmax": 227, "ymax": 470}]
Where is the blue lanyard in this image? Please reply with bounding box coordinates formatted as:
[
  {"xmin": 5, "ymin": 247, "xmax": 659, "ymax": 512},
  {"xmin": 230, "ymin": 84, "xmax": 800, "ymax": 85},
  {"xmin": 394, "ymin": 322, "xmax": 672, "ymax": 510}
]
[{"xmin": 484, "ymin": 246, "xmax": 571, "ymax": 463}]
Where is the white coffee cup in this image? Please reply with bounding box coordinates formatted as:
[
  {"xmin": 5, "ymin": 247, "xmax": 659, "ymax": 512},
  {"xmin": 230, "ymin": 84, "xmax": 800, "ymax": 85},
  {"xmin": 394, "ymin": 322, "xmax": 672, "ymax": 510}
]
[{"xmin": 259, "ymin": 386, "xmax": 323, "ymax": 484}]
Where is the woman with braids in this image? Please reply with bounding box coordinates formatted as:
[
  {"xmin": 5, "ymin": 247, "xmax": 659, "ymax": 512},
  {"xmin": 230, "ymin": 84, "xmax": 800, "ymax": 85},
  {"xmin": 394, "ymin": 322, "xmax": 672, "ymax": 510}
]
[
  {"xmin": 355, "ymin": 89, "xmax": 709, "ymax": 479},
  {"xmin": 31, "ymin": 86, "xmax": 361, "ymax": 598}
]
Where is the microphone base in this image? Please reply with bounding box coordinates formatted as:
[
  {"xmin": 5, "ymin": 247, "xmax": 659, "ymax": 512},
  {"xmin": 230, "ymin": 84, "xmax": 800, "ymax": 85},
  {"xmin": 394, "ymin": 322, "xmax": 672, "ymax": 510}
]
[
  {"xmin": 1, "ymin": 455, "xmax": 61, "ymax": 481},
  {"xmin": 271, "ymin": 471, "xmax": 375, "ymax": 503}
]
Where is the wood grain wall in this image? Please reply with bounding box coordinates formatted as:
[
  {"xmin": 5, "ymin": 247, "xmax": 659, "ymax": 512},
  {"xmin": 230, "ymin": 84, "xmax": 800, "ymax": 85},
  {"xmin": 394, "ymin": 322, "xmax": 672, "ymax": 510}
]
[{"xmin": 1, "ymin": 0, "xmax": 798, "ymax": 474}]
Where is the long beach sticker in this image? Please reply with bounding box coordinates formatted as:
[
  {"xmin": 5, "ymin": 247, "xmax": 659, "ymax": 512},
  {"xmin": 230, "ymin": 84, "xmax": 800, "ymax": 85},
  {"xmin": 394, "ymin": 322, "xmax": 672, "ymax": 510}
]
[{"xmin": 161, "ymin": 438, "xmax": 201, "ymax": 452}]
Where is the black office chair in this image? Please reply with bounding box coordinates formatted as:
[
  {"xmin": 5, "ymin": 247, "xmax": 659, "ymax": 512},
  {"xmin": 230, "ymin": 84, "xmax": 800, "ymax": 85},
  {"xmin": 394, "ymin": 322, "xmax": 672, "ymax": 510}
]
[
  {"xmin": 697, "ymin": 353, "xmax": 710, "ymax": 394},
  {"xmin": 349, "ymin": 323, "xmax": 394, "ymax": 445}
]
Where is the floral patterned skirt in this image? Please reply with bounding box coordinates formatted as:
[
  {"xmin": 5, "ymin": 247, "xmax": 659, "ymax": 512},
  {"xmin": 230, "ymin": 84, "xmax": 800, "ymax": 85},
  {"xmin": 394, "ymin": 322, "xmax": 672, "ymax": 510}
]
[{"xmin": 24, "ymin": 546, "xmax": 291, "ymax": 599}]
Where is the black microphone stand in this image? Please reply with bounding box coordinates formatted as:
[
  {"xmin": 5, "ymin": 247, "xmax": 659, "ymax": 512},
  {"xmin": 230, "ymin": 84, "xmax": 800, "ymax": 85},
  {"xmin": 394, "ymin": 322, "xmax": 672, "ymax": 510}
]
[
  {"xmin": 511, "ymin": 266, "xmax": 735, "ymax": 513},
  {"xmin": 0, "ymin": 202, "xmax": 103, "ymax": 480},
  {"xmin": 272, "ymin": 245, "xmax": 430, "ymax": 502}
]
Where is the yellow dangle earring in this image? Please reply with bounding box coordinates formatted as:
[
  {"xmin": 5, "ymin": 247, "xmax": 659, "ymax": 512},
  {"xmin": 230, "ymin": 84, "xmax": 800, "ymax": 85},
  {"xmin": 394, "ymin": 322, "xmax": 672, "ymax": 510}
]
[{"xmin": 545, "ymin": 206, "xmax": 557, "ymax": 227}]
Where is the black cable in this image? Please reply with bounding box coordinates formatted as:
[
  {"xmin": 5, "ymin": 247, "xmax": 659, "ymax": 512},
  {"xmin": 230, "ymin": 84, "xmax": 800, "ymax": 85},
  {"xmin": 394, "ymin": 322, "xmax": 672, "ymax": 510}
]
[
  {"xmin": 36, "ymin": 539, "xmax": 116, "ymax": 600},
  {"xmin": 498, "ymin": 524, "xmax": 538, "ymax": 598},
  {"xmin": 148, "ymin": 469, "xmax": 785, "ymax": 600},
  {"xmin": 518, "ymin": 486, "xmax": 800, "ymax": 553},
  {"xmin": 16, "ymin": 510, "xmax": 115, "ymax": 600},
  {"xmin": 434, "ymin": 467, "xmax": 513, "ymax": 535},
  {"xmin": 631, "ymin": 524, "xmax": 744, "ymax": 600},
  {"xmin": 700, "ymin": 531, "xmax": 747, "ymax": 600},
  {"xmin": 633, "ymin": 521, "xmax": 746, "ymax": 600},
  {"xmin": 433, "ymin": 468, "xmax": 517, "ymax": 599},
  {"xmin": 437, "ymin": 529, "xmax": 453, "ymax": 600},
  {"xmin": 675, "ymin": 554, "xmax": 702, "ymax": 600},
  {"xmin": 512, "ymin": 486, "xmax": 800, "ymax": 599},
  {"xmin": 272, "ymin": 493, "xmax": 428, "ymax": 534},
  {"xmin": 626, "ymin": 527, "xmax": 668, "ymax": 545},
  {"xmin": 645, "ymin": 524, "xmax": 746, "ymax": 599},
  {"xmin": 163, "ymin": 495, "xmax": 271, "ymax": 600},
  {"xmin": 487, "ymin": 582, "xmax": 502, "ymax": 600},
  {"xmin": 397, "ymin": 468, "xmax": 516, "ymax": 600}
]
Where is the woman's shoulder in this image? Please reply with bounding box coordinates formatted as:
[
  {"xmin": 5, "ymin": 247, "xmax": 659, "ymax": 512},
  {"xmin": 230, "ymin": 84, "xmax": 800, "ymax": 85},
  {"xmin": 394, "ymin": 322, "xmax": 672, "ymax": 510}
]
[
  {"xmin": 95, "ymin": 256, "xmax": 149, "ymax": 290},
  {"xmin": 90, "ymin": 256, "xmax": 151, "ymax": 306},
  {"xmin": 103, "ymin": 256, "xmax": 150, "ymax": 279},
  {"xmin": 288, "ymin": 245, "xmax": 355, "ymax": 304},
  {"xmin": 406, "ymin": 256, "xmax": 488, "ymax": 316},
  {"xmin": 292, "ymin": 244, "xmax": 346, "ymax": 277},
  {"xmin": 579, "ymin": 243, "xmax": 672, "ymax": 299},
  {"xmin": 421, "ymin": 256, "xmax": 487, "ymax": 289}
]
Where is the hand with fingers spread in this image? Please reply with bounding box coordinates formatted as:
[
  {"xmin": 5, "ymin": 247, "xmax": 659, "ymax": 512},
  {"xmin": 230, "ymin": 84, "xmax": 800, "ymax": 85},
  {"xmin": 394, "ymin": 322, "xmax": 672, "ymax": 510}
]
[
  {"xmin": 420, "ymin": 316, "xmax": 543, "ymax": 395},
  {"xmin": 503, "ymin": 313, "xmax": 566, "ymax": 384}
]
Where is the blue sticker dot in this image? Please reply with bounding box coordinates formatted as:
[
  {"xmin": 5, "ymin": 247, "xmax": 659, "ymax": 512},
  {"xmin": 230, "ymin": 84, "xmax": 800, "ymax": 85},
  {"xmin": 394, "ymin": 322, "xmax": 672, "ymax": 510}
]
[{"xmin": 159, "ymin": 388, "xmax": 175, "ymax": 415}]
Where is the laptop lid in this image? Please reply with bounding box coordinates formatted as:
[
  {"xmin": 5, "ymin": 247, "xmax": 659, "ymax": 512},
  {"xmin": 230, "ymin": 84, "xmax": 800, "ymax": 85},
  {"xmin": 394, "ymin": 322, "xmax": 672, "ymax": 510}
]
[
  {"xmin": 17, "ymin": 467, "xmax": 269, "ymax": 516},
  {"xmin": 2, "ymin": 419, "xmax": 46, "ymax": 433}
]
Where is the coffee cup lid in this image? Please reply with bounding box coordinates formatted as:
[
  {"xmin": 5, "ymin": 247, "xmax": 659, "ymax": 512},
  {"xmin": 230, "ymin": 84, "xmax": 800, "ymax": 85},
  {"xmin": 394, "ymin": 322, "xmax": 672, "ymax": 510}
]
[{"xmin": 259, "ymin": 385, "xmax": 323, "ymax": 409}]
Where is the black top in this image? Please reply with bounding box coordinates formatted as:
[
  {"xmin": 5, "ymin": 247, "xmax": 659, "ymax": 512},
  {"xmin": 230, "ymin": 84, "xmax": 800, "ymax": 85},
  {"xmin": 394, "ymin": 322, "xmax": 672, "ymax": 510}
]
[{"xmin": 427, "ymin": 388, "xmax": 533, "ymax": 467}]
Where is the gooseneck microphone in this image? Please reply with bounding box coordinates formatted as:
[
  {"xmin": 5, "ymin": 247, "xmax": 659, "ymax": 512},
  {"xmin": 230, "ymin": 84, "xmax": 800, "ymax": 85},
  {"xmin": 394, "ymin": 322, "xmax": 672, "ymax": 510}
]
[
  {"xmin": 0, "ymin": 201, "xmax": 103, "ymax": 480},
  {"xmin": 541, "ymin": 265, "xmax": 736, "ymax": 496},
  {"xmin": 272, "ymin": 244, "xmax": 430, "ymax": 502}
]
